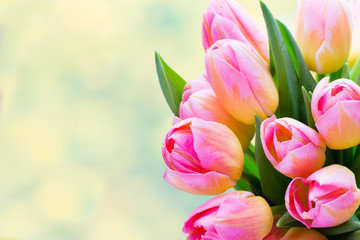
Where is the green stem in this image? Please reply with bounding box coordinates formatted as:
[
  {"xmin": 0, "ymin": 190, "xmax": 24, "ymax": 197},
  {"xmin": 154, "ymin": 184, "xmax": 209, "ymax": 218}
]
[{"xmin": 351, "ymin": 57, "xmax": 360, "ymax": 81}]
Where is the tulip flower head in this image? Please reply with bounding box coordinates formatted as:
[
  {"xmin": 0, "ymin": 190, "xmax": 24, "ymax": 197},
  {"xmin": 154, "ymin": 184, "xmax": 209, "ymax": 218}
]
[
  {"xmin": 311, "ymin": 77, "xmax": 360, "ymax": 149},
  {"xmin": 285, "ymin": 165, "xmax": 360, "ymax": 228},
  {"xmin": 205, "ymin": 40, "xmax": 278, "ymax": 125},
  {"xmin": 202, "ymin": 0, "xmax": 269, "ymax": 62},
  {"xmin": 260, "ymin": 115, "xmax": 326, "ymax": 179},
  {"xmin": 348, "ymin": 0, "xmax": 360, "ymax": 68},
  {"xmin": 183, "ymin": 191, "xmax": 273, "ymax": 240},
  {"xmin": 180, "ymin": 75, "xmax": 255, "ymax": 151},
  {"xmin": 295, "ymin": 0, "xmax": 352, "ymax": 73},
  {"xmin": 162, "ymin": 118, "xmax": 244, "ymax": 195}
]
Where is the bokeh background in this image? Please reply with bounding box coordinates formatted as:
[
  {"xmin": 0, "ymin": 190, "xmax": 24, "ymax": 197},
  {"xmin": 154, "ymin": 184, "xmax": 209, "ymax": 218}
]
[{"xmin": 0, "ymin": 0, "xmax": 296, "ymax": 239}]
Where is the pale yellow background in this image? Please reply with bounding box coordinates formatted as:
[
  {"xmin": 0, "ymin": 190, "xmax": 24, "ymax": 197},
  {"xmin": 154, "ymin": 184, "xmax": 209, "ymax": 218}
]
[{"xmin": 0, "ymin": 0, "xmax": 296, "ymax": 239}]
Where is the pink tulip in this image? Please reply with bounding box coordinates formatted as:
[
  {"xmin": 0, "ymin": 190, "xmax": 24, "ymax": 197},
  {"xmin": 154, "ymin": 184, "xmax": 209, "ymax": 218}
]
[
  {"xmin": 295, "ymin": 0, "xmax": 352, "ymax": 74},
  {"xmin": 285, "ymin": 165, "xmax": 360, "ymax": 228},
  {"xmin": 281, "ymin": 228, "xmax": 327, "ymax": 240},
  {"xmin": 202, "ymin": 0, "xmax": 269, "ymax": 62},
  {"xmin": 311, "ymin": 77, "xmax": 360, "ymax": 149},
  {"xmin": 183, "ymin": 191, "xmax": 273, "ymax": 240},
  {"xmin": 348, "ymin": 0, "xmax": 360, "ymax": 68},
  {"xmin": 205, "ymin": 40, "xmax": 278, "ymax": 125},
  {"xmin": 260, "ymin": 115, "xmax": 326, "ymax": 179},
  {"xmin": 180, "ymin": 75, "xmax": 255, "ymax": 151},
  {"xmin": 162, "ymin": 117, "xmax": 244, "ymax": 195}
]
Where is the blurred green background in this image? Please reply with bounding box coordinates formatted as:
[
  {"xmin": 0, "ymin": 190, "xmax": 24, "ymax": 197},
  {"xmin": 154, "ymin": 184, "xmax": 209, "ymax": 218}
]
[{"xmin": 0, "ymin": 0, "xmax": 296, "ymax": 239}]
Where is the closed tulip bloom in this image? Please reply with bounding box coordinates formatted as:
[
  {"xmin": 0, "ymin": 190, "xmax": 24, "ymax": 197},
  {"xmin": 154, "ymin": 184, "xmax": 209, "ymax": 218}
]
[
  {"xmin": 348, "ymin": 0, "xmax": 360, "ymax": 68},
  {"xmin": 285, "ymin": 165, "xmax": 360, "ymax": 228},
  {"xmin": 205, "ymin": 40, "xmax": 278, "ymax": 125},
  {"xmin": 311, "ymin": 77, "xmax": 360, "ymax": 149},
  {"xmin": 180, "ymin": 76, "xmax": 255, "ymax": 151},
  {"xmin": 202, "ymin": 0, "xmax": 269, "ymax": 62},
  {"xmin": 162, "ymin": 118, "xmax": 244, "ymax": 195},
  {"xmin": 295, "ymin": 0, "xmax": 352, "ymax": 74},
  {"xmin": 281, "ymin": 228, "xmax": 327, "ymax": 240},
  {"xmin": 183, "ymin": 191, "xmax": 273, "ymax": 240},
  {"xmin": 260, "ymin": 115, "xmax": 326, "ymax": 179}
]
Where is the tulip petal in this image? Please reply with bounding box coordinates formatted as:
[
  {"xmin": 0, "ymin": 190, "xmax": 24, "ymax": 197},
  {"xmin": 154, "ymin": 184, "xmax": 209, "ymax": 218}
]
[
  {"xmin": 164, "ymin": 168, "xmax": 236, "ymax": 195},
  {"xmin": 191, "ymin": 119, "xmax": 243, "ymax": 179},
  {"xmin": 214, "ymin": 195, "xmax": 273, "ymax": 240},
  {"xmin": 315, "ymin": 101, "xmax": 360, "ymax": 149},
  {"xmin": 276, "ymin": 143, "xmax": 325, "ymax": 178}
]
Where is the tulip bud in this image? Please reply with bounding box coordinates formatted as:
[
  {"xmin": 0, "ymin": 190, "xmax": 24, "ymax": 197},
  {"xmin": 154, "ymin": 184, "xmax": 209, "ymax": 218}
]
[
  {"xmin": 260, "ymin": 115, "xmax": 326, "ymax": 179},
  {"xmin": 162, "ymin": 118, "xmax": 244, "ymax": 195},
  {"xmin": 311, "ymin": 77, "xmax": 360, "ymax": 149},
  {"xmin": 183, "ymin": 191, "xmax": 273, "ymax": 240},
  {"xmin": 180, "ymin": 75, "xmax": 255, "ymax": 151},
  {"xmin": 205, "ymin": 40, "xmax": 278, "ymax": 125},
  {"xmin": 285, "ymin": 165, "xmax": 360, "ymax": 228},
  {"xmin": 348, "ymin": 0, "xmax": 360, "ymax": 68},
  {"xmin": 202, "ymin": 0, "xmax": 269, "ymax": 62},
  {"xmin": 295, "ymin": 0, "xmax": 352, "ymax": 74},
  {"xmin": 281, "ymin": 228, "xmax": 327, "ymax": 240}
]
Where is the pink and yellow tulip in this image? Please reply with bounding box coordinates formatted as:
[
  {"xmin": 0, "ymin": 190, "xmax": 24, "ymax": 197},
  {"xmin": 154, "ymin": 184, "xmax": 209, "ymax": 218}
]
[
  {"xmin": 162, "ymin": 117, "xmax": 244, "ymax": 195},
  {"xmin": 285, "ymin": 165, "xmax": 360, "ymax": 228},
  {"xmin": 202, "ymin": 0, "xmax": 269, "ymax": 62},
  {"xmin": 260, "ymin": 115, "xmax": 326, "ymax": 178},
  {"xmin": 295, "ymin": 0, "xmax": 352, "ymax": 73},
  {"xmin": 348, "ymin": 0, "xmax": 360, "ymax": 68},
  {"xmin": 183, "ymin": 191, "xmax": 273, "ymax": 240},
  {"xmin": 205, "ymin": 40, "xmax": 278, "ymax": 125},
  {"xmin": 311, "ymin": 77, "xmax": 360, "ymax": 149},
  {"xmin": 180, "ymin": 75, "xmax": 255, "ymax": 151},
  {"xmin": 281, "ymin": 228, "xmax": 327, "ymax": 240}
]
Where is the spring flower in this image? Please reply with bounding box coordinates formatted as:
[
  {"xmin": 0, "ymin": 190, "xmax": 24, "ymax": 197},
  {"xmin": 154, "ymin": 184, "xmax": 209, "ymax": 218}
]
[
  {"xmin": 162, "ymin": 118, "xmax": 244, "ymax": 195},
  {"xmin": 180, "ymin": 75, "xmax": 255, "ymax": 151},
  {"xmin": 348, "ymin": 0, "xmax": 360, "ymax": 68},
  {"xmin": 295, "ymin": 0, "xmax": 352, "ymax": 73},
  {"xmin": 205, "ymin": 40, "xmax": 278, "ymax": 125},
  {"xmin": 285, "ymin": 165, "xmax": 360, "ymax": 228},
  {"xmin": 281, "ymin": 228, "xmax": 327, "ymax": 240},
  {"xmin": 183, "ymin": 191, "xmax": 273, "ymax": 240},
  {"xmin": 202, "ymin": 0, "xmax": 269, "ymax": 62},
  {"xmin": 260, "ymin": 115, "xmax": 326, "ymax": 179},
  {"xmin": 311, "ymin": 77, "xmax": 360, "ymax": 149}
]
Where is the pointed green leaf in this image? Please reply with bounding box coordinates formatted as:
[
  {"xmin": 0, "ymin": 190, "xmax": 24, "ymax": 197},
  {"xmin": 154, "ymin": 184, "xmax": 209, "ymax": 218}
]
[
  {"xmin": 155, "ymin": 50, "xmax": 186, "ymax": 116},
  {"xmin": 255, "ymin": 115, "xmax": 287, "ymax": 205},
  {"xmin": 277, "ymin": 20, "xmax": 316, "ymax": 92},
  {"xmin": 301, "ymin": 87, "xmax": 315, "ymax": 129},
  {"xmin": 260, "ymin": 1, "xmax": 299, "ymax": 120}
]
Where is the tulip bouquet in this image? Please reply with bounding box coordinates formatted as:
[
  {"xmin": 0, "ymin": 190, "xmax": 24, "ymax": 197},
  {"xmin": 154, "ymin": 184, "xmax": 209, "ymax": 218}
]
[{"xmin": 154, "ymin": 0, "xmax": 360, "ymax": 239}]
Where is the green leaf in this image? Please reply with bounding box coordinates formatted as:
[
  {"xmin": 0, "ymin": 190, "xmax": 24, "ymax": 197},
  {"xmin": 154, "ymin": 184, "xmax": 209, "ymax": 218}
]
[
  {"xmin": 276, "ymin": 211, "xmax": 304, "ymax": 227},
  {"xmin": 271, "ymin": 204, "xmax": 287, "ymax": 216},
  {"xmin": 317, "ymin": 219, "xmax": 360, "ymax": 236},
  {"xmin": 155, "ymin": 50, "xmax": 186, "ymax": 116},
  {"xmin": 244, "ymin": 148, "xmax": 259, "ymax": 178},
  {"xmin": 234, "ymin": 179, "xmax": 250, "ymax": 191},
  {"xmin": 351, "ymin": 153, "xmax": 360, "ymax": 187},
  {"xmin": 255, "ymin": 115, "xmax": 288, "ymax": 205},
  {"xmin": 301, "ymin": 87, "xmax": 315, "ymax": 129},
  {"xmin": 277, "ymin": 20, "xmax": 316, "ymax": 92},
  {"xmin": 260, "ymin": 1, "xmax": 299, "ymax": 120},
  {"xmin": 330, "ymin": 63, "xmax": 350, "ymax": 82},
  {"xmin": 350, "ymin": 56, "xmax": 360, "ymax": 81}
]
